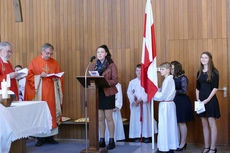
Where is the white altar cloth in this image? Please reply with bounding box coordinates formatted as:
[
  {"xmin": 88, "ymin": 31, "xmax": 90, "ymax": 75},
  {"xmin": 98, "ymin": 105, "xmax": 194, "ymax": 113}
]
[{"xmin": 0, "ymin": 101, "xmax": 52, "ymax": 153}]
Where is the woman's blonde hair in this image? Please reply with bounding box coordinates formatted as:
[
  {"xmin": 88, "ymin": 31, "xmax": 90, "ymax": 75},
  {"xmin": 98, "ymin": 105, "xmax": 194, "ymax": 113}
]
[{"xmin": 159, "ymin": 62, "xmax": 171, "ymax": 70}]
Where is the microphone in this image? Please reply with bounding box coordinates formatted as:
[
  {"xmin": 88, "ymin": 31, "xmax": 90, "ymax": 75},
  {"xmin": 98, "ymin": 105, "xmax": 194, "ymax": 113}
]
[{"xmin": 90, "ymin": 56, "xmax": 96, "ymax": 62}]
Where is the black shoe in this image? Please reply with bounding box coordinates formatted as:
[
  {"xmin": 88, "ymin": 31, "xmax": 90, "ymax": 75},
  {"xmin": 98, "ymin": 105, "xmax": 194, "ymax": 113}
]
[
  {"xmin": 107, "ymin": 142, "xmax": 115, "ymax": 150},
  {"xmin": 134, "ymin": 138, "xmax": 141, "ymax": 142},
  {"xmin": 35, "ymin": 138, "xmax": 45, "ymax": 147},
  {"xmin": 209, "ymin": 148, "xmax": 217, "ymax": 153},
  {"xmin": 176, "ymin": 143, "xmax": 187, "ymax": 151},
  {"xmin": 167, "ymin": 150, "xmax": 174, "ymax": 153},
  {"xmin": 99, "ymin": 138, "xmax": 106, "ymax": 148},
  {"xmin": 107, "ymin": 138, "xmax": 115, "ymax": 150},
  {"xmin": 46, "ymin": 137, "xmax": 58, "ymax": 144},
  {"xmin": 143, "ymin": 138, "xmax": 151, "ymax": 143},
  {"xmin": 202, "ymin": 147, "xmax": 210, "ymax": 153}
]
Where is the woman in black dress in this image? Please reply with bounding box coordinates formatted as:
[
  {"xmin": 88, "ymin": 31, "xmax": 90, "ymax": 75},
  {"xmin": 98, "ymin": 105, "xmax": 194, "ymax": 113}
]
[
  {"xmin": 196, "ymin": 51, "xmax": 220, "ymax": 153},
  {"xmin": 171, "ymin": 61, "xmax": 193, "ymax": 151},
  {"xmin": 89, "ymin": 45, "xmax": 118, "ymax": 150}
]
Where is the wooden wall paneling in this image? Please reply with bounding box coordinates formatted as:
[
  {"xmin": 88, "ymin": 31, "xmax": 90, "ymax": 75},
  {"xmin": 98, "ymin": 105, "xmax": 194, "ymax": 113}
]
[
  {"xmin": 103, "ymin": 0, "xmax": 108, "ymax": 47},
  {"xmin": 207, "ymin": 0, "xmax": 212, "ymax": 38},
  {"xmin": 37, "ymin": 0, "xmax": 42, "ymax": 54},
  {"xmin": 186, "ymin": 40, "xmax": 197, "ymax": 143},
  {"xmin": 125, "ymin": 0, "xmax": 130, "ymax": 49},
  {"xmin": 183, "ymin": 0, "xmax": 188, "ymax": 39},
  {"xmin": 222, "ymin": 39, "xmax": 228, "ymax": 141},
  {"xmin": 217, "ymin": 39, "xmax": 228, "ymax": 144},
  {"xmin": 47, "ymin": 0, "xmax": 52, "ymax": 44},
  {"xmin": 44, "ymin": 0, "xmax": 49, "ymax": 44},
  {"xmin": 67, "ymin": 0, "xmax": 72, "ymax": 118},
  {"xmin": 2, "ymin": 1, "xmax": 6, "ymax": 40},
  {"xmin": 55, "ymin": 0, "xmax": 61, "ymax": 63},
  {"xmin": 212, "ymin": 0, "xmax": 217, "ymax": 38},
  {"xmin": 202, "ymin": 0, "xmax": 208, "ymax": 38},
  {"xmin": 65, "ymin": 0, "xmax": 70, "ymax": 108},
  {"xmin": 164, "ymin": 0, "xmax": 169, "ymax": 40},
  {"xmin": 197, "ymin": 0, "xmax": 203, "ymax": 39},
  {"xmin": 222, "ymin": 0, "xmax": 227, "ymax": 38},
  {"xmin": 168, "ymin": 40, "xmax": 174, "ymax": 62},
  {"xmin": 173, "ymin": 0, "xmax": 179, "ymax": 40},
  {"xmin": 125, "ymin": 48, "xmax": 131, "ymax": 90},
  {"xmin": 128, "ymin": 0, "xmax": 135, "ymax": 87},
  {"xmin": 174, "ymin": 40, "xmax": 180, "ymax": 63},
  {"xmin": 160, "ymin": 0, "xmax": 166, "ymax": 60},
  {"xmin": 106, "ymin": 0, "xmax": 111, "ymax": 48},
  {"xmin": 120, "ymin": 0, "xmax": 125, "ymax": 50},
  {"xmin": 226, "ymin": 0, "xmax": 230, "ymax": 144},
  {"xmin": 193, "ymin": 0, "xmax": 199, "ymax": 39},
  {"xmin": 32, "ymin": 0, "xmax": 37, "ymax": 59},
  {"xmin": 70, "ymin": 0, "xmax": 76, "ymax": 118},
  {"xmin": 216, "ymin": 0, "xmax": 222, "ymax": 38},
  {"xmin": 168, "ymin": 0, "xmax": 174, "ymax": 40},
  {"xmin": 221, "ymin": 38, "xmax": 228, "ymax": 144},
  {"xmin": 17, "ymin": 4, "xmax": 22, "ymax": 66},
  {"xmin": 207, "ymin": 39, "xmax": 213, "ymax": 54},
  {"xmin": 24, "ymin": 0, "xmax": 29, "ymax": 66},
  {"xmin": 155, "ymin": 0, "xmax": 161, "ymax": 62},
  {"xmin": 183, "ymin": 40, "xmax": 188, "ymax": 72},
  {"xmin": 87, "ymin": 0, "xmax": 92, "ymax": 56},
  {"xmin": 187, "ymin": 0, "xmax": 193, "ymax": 39},
  {"xmin": 98, "ymin": 0, "xmax": 103, "ymax": 46},
  {"xmin": 59, "ymin": 0, "xmax": 65, "ymax": 106},
  {"xmin": 128, "ymin": 0, "xmax": 133, "ymax": 57},
  {"xmin": 178, "ymin": 0, "xmax": 183, "ymax": 39},
  {"xmin": 132, "ymin": 0, "xmax": 138, "ymax": 51},
  {"xmin": 91, "ymin": 0, "xmax": 96, "ymax": 51}
]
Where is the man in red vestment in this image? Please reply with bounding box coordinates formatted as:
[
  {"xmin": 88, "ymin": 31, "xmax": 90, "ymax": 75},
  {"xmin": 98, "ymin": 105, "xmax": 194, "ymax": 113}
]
[
  {"xmin": 24, "ymin": 43, "xmax": 64, "ymax": 146},
  {"xmin": 0, "ymin": 42, "xmax": 19, "ymax": 99}
]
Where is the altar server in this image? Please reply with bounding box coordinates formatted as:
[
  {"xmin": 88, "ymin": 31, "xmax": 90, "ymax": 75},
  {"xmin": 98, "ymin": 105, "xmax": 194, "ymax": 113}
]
[
  {"xmin": 127, "ymin": 64, "xmax": 154, "ymax": 143},
  {"xmin": 153, "ymin": 62, "xmax": 179, "ymax": 153}
]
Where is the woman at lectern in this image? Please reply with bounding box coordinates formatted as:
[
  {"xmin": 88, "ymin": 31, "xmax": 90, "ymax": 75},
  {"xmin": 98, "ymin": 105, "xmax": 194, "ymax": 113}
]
[{"xmin": 89, "ymin": 44, "xmax": 118, "ymax": 150}]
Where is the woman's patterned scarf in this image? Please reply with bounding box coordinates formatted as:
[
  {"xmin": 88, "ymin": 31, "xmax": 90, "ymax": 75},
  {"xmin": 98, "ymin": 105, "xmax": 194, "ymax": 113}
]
[{"xmin": 95, "ymin": 58, "xmax": 109, "ymax": 75}]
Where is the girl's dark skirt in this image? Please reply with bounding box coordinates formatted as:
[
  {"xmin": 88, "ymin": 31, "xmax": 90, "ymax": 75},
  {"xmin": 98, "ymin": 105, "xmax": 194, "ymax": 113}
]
[{"xmin": 98, "ymin": 88, "xmax": 115, "ymax": 110}]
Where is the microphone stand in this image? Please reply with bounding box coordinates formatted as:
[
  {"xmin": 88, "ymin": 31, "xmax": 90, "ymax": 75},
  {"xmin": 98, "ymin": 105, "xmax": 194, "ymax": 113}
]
[{"xmin": 84, "ymin": 58, "xmax": 94, "ymax": 153}]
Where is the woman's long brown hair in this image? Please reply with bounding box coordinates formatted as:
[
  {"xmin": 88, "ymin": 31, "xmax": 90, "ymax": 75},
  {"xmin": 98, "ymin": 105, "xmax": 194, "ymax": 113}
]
[{"xmin": 197, "ymin": 51, "xmax": 215, "ymax": 82}]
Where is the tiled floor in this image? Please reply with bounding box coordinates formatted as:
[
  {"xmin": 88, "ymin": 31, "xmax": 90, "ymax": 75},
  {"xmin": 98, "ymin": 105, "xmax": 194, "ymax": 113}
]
[
  {"xmin": 115, "ymin": 142, "xmax": 230, "ymax": 153},
  {"xmin": 27, "ymin": 139, "xmax": 230, "ymax": 153}
]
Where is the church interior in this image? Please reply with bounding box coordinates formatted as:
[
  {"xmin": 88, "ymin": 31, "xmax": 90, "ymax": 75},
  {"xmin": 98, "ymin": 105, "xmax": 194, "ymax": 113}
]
[{"xmin": 1, "ymin": 0, "xmax": 230, "ymax": 153}]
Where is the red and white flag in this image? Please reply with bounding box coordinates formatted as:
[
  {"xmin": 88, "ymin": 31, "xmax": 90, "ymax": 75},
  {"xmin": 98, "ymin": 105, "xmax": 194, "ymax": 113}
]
[
  {"xmin": 141, "ymin": 1, "xmax": 158, "ymax": 149},
  {"xmin": 141, "ymin": 0, "xmax": 158, "ymax": 102}
]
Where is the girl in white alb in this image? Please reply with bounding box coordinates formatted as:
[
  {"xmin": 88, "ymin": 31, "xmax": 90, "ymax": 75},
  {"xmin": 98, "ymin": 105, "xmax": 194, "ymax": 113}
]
[{"xmin": 153, "ymin": 62, "xmax": 179, "ymax": 153}]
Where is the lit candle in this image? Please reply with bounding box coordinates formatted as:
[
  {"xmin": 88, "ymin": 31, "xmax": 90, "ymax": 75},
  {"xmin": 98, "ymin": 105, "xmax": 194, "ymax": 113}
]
[{"xmin": 1, "ymin": 79, "xmax": 8, "ymax": 99}]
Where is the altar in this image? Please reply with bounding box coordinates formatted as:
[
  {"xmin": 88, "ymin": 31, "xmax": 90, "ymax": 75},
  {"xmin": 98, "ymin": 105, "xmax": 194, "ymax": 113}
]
[{"xmin": 0, "ymin": 101, "xmax": 52, "ymax": 153}]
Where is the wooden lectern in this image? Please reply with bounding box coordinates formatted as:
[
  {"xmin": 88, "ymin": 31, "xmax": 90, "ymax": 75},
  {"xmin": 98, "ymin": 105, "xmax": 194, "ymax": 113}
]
[{"xmin": 76, "ymin": 76, "xmax": 109, "ymax": 153}]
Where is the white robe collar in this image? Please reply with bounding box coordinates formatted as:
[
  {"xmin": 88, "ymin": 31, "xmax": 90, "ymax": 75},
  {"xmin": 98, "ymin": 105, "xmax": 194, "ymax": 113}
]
[{"xmin": 1, "ymin": 56, "xmax": 8, "ymax": 63}]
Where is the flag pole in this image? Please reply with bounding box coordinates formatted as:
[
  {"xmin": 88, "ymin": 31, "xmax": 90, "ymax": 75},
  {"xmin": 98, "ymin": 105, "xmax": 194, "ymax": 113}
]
[{"xmin": 151, "ymin": 99, "xmax": 154, "ymax": 150}]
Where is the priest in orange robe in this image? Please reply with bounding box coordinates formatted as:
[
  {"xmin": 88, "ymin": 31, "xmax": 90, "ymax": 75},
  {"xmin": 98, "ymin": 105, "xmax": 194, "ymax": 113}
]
[
  {"xmin": 24, "ymin": 43, "xmax": 64, "ymax": 146},
  {"xmin": 0, "ymin": 41, "xmax": 19, "ymax": 99}
]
